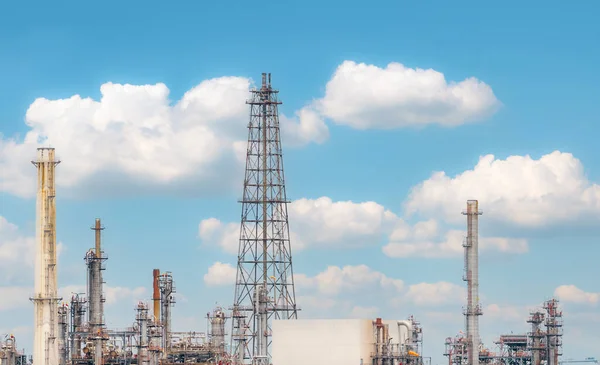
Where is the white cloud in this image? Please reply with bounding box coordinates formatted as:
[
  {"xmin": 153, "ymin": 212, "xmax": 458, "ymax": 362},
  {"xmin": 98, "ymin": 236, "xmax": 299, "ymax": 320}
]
[
  {"xmin": 554, "ymin": 285, "xmax": 599, "ymax": 305},
  {"xmin": 405, "ymin": 151, "xmax": 600, "ymax": 227},
  {"xmin": 57, "ymin": 284, "xmax": 146, "ymax": 306},
  {"xmin": 482, "ymin": 303, "xmax": 526, "ymax": 322},
  {"xmin": 404, "ymin": 282, "xmax": 466, "ymax": 306},
  {"xmin": 289, "ymin": 197, "xmax": 398, "ymax": 249},
  {"xmin": 0, "ymin": 216, "xmax": 64, "ymax": 284},
  {"xmin": 0, "ymin": 77, "xmax": 325, "ymax": 198},
  {"xmin": 0, "ymin": 217, "xmax": 34, "ymax": 280},
  {"xmin": 105, "ymin": 286, "xmax": 147, "ymax": 305},
  {"xmin": 313, "ymin": 60, "xmax": 500, "ymax": 130},
  {"xmin": 290, "ymin": 265, "xmax": 404, "ymax": 319},
  {"xmin": 200, "ymin": 197, "xmax": 527, "ymax": 259},
  {"xmin": 199, "ymin": 197, "xmax": 398, "ymax": 253},
  {"xmin": 280, "ymin": 107, "xmax": 329, "ymax": 146},
  {"xmin": 383, "ymin": 229, "xmax": 528, "ymax": 258},
  {"xmin": 0, "ymin": 284, "xmax": 145, "ymax": 313},
  {"xmin": 204, "ymin": 262, "xmax": 237, "ymax": 287},
  {"xmin": 198, "ymin": 219, "xmax": 240, "ymax": 255},
  {"xmin": 296, "ymin": 264, "xmax": 404, "ymax": 296}
]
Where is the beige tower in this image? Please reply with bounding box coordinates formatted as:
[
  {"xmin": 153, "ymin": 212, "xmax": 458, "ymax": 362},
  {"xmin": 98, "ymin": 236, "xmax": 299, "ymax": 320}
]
[{"xmin": 31, "ymin": 147, "xmax": 60, "ymax": 365}]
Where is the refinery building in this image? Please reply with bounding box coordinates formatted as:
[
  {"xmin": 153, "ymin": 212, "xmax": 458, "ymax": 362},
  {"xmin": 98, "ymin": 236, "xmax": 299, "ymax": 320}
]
[{"xmin": 0, "ymin": 73, "xmax": 582, "ymax": 365}]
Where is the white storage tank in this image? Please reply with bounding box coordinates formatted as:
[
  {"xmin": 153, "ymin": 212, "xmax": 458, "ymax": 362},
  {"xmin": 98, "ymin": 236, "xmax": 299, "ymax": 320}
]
[{"xmin": 272, "ymin": 319, "xmax": 374, "ymax": 365}]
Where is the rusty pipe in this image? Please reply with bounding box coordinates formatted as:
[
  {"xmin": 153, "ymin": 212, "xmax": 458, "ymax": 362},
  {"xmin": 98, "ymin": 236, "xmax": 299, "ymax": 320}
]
[{"xmin": 153, "ymin": 269, "xmax": 160, "ymax": 323}]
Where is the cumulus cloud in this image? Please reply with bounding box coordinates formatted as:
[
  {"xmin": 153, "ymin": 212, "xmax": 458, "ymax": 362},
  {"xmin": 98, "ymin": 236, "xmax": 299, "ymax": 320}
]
[
  {"xmin": 200, "ymin": 197, "xmax": 527, "ymax": 258},
  {"xmin": 383, "ymin": 229, "xmax": 528, "ymax": 258},
  {"xmin": 204, "ymin": 262, "xmax": 237, "ymax": 287},
  {"xmin": 202, "ymin": 263, "xmax": 404, "ymax": 315},
  {"xmin": 0, "ymin": 77, "xmax": 326, "ymax": 198},
  {"xmin": 57, "ymin": 284, "xmax": 146, "ymax": 306},
  {"xmin": 204, "ymin": 262, "xmax": 404, "ymax": 300},
  {"xmin": 199, "ymin": 197, "xmax": 398, "ymax": 253},
  {"xmin": 280, "ymin": 107, "xmax": 329, "ymax": 146},
  {"xmin": 198, "ymin": 218, "xmax": 240, "ymax": 254},
  {"xmin": 424, "ymin": 303, "xmax": 529, "ymax": 332},
  {"xmin": 296, "ymin": 264, "xmax": 404, "ymax": 296},
  {"xmin": 405, "ymin": 151, "xmax": 600, "ymax": 227},
  {"xmin": 0, "ymin": 217, "xmax": 35, "ymax": 281},
  {"xmin": 404, "ymin": 282, "xmax": 466, "ymax": 306},
  {"xmin": 289, "ymin": 197, "xmax": 398, "ymax": 249},
  {"xmin": 554, "ymin": 285, "xmax": 599, "ymax": 305},
  {"xmin": 105, "ymin": 286, "xmax": 147, "ymax": 305},
  {"xmin": 0, "ymin": 216, "xmax": 65, "ymax": 285},
  {"xmin": 0, "ymin": 284, "xmax": 145, "ymax": 313},
  {"xmin": 482, "ymin": 303, "xmax": 527, "ymax": 322},
  {"xmin": 313, "ymin": 60, "xmax": 500, "ymax": 129}
]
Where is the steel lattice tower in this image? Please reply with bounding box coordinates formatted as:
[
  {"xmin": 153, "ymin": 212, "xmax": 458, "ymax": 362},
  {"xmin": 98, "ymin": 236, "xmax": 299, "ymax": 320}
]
[{"xmin": 230, "ymin": 73, "xmax": 299, "ymax": 365}]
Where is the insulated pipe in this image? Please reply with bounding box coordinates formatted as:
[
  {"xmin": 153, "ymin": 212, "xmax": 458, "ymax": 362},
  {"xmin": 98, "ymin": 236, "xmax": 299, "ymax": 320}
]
[{"xmin": 397, "ymin": 320, "xmax": 414, "ymax": 351}]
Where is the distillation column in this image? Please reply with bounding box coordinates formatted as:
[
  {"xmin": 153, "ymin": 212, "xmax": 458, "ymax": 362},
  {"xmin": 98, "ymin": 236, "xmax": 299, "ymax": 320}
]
[
  {"xmin": 209, "ymin": 307, "xmax": 227, "ymax": 358},
  {"xmin": 70, "ymin": 294, "xmax": 87, "ymax": 360},
  {"xmin": 58, "ymin": 304, "xmax": 69, "ymax": 365},
  {"xmin": 31, "ymin": 147, "xmax": 61, "ymax": 365},
  {"xmin": 527, "ymin": 311, "xmax": 545, "ymax": 365},
  {"xmin": 544, "ymin": 299, "xmax": 563, "ymax": 365},
  {"xmin": 159, "ymin": 272, "xmax": 175, "ymax": 355},
  {"xmin": 148, "ymin": 322, "xmax": 162, "ymax": 365},
  {"xmin": 462, "ymin": 200, "xmax": 482, "ymax": 365},
  {"xmin": 86, "ymin": 218, "xmax": 107, "ymax": 365},
  {"xmin": 136, "ymin": 303, "xmax": 150, "ymax": 365},
  {"xmin": 152, "ymin": 269, "xmax": 160, "ymax": 325}
]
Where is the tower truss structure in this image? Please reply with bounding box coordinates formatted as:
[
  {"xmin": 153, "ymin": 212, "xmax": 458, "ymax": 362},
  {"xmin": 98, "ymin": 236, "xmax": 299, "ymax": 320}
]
[{"xmin": 230, "ymin": 73, "xmax": 299, "ymax": 365}]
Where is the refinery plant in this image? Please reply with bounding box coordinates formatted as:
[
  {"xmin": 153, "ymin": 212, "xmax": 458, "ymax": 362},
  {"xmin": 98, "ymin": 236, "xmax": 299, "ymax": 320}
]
[{"xmin": 0, "ymin": 73, "xmax": 577, "ymax": 365}]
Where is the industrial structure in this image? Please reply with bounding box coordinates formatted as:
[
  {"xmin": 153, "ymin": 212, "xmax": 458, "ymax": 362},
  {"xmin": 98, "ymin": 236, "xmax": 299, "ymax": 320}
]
[
  {"xmin": 462, "ymin": 200, "xmax": 482, "ymax": 365},
  {"xmin": 444, "ymin": 298, "xmax": 564, "ymax": 365},
  {"xmin": 30, "ymin": 147, "xmax": 61, "ymax": 365},
  {"xmin": 271, "ymin": 318, "xmax": 425, "ymax": 365},
  {"xmin": 0, "ymin": 335, "xmax": 28, "ymax": 365},
  {"xmin": 3, "ymin": 73, "xmax": 582, "ymax": 365},
  {"xmin": 230, "ymin": 73, "xmax": 299, "ymax": 365},
  {"xmin": 444, "ymin": 200, "xmax": 566, "ymax": 365}
]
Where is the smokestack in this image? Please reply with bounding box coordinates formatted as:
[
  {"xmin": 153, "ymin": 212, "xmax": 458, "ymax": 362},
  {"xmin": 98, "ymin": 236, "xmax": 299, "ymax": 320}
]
[
  {"xmin": 31, "ymin": 147, "xmax": 61, "ymax": 365},
  {"xmin": 153, "ymin": 269, "xmax": 160, "ymax": 323},
  {"xmin": 462, "ymin": 200, "xmax": 482, "ymax": 365},
  {"xmin": 95, "ymin": 218, "xmax": 102, "ymax": 257}
]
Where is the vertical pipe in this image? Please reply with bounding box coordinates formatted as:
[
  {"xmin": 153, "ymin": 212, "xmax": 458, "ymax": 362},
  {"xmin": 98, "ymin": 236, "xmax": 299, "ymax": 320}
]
[
  {"xmin": 32, "ymin": 148, "xmax": 60, "ymax": 365},
  {"xmin": 137, "ymin": 303, "xmax": 149, "ymax": 365},
  {"xmin": 258, "ymin": 72, "xmax": 269, "ymax": 361},
  {"xmin": 94, "ymin": 219, "xmax": 101, "ymax": 257},
  {"xmin": 58, "ymin": 305, "xmax": 68, "ymax": 365},
  {"xmin": 463, "ymin": 200, "xmax": 481, "ymax": 365},
  {"xmin": 261, "ymin": 73, "xmax": 269, "ymax": 289},
  {"xmin": 87, "ymin": 219, "xmax": 105, "ymax": 365},
  {"xmin": 152, "ymin": 269, "xmax": 160, "ymax": 324}
]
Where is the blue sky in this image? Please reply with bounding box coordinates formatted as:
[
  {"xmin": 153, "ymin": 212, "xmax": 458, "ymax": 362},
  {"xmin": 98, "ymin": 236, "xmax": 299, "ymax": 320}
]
[{"xmin": 1, "ymin": 0, "xmax": 599, "ymax": 363}]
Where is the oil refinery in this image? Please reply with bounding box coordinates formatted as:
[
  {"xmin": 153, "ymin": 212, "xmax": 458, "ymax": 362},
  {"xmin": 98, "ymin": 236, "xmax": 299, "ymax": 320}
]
[{"xmin": 0, "ymin": 73, "xmax": 578, "ymax": 365}]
